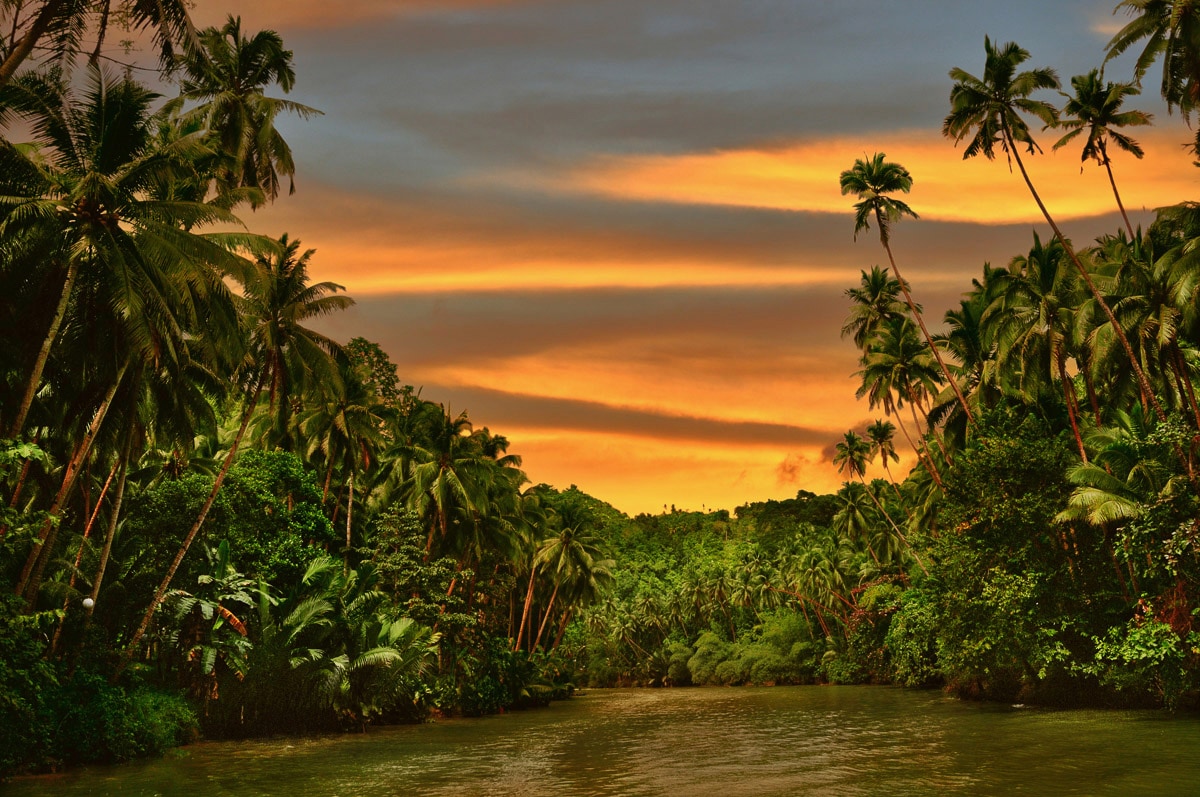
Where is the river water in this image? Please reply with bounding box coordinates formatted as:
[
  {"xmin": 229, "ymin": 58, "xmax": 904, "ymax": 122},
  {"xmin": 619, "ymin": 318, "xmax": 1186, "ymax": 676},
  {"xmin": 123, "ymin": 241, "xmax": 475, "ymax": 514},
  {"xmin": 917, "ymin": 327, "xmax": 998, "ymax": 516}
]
[{"xmin": 9, "ymin": 686, "xmax": 1199, "ymax": 796}]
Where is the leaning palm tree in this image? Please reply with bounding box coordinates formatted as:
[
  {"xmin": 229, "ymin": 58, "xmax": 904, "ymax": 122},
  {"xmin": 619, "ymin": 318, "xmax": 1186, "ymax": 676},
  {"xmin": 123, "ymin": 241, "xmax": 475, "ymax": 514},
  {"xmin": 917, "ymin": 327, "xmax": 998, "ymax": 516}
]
[
  {"xmin": 1105, "ymin": 0, "xmax": 1200, "ymax": 153},
  {"xmin": 173, "ymin": 15, "xmax": 321, "ymax": 205},
  {"xmin": 118, "ymin": 233, "xmax": 353, "ymax": 677},
  {"xmin": 944, "ymin": 37, "xmax": 1165, "ymax": 422},
  {"xmin": 1053, "ymin": 68, "xmax": 1152, "ymax": 237},
  {"xmin": 840, "ymin": 153, "xmax": 974, "ymax": 424}
]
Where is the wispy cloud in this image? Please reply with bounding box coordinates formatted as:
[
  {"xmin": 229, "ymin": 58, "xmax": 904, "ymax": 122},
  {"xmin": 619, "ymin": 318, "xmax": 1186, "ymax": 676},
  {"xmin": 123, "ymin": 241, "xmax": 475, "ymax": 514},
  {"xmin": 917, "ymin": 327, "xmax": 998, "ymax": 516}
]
[{"xmin": 520, "ymin": 128, "xmax": 1190, "ymax": 225}]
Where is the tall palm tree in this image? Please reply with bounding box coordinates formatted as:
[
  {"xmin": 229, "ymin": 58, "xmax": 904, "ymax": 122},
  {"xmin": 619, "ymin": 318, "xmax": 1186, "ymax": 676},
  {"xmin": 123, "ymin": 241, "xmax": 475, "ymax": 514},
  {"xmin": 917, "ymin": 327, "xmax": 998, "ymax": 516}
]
[
  {"xmin": 1053, "ymin": 69, "xmax": 1153, "ymax": 237},
  {"xmin": 172, "ymin": 16, "xmax": 321, "ymax": 205},
  {"xmin": 944, "ymin": 37, "xmax": 1165, "ymax": 422},
  {"xmin": 119, "ymin": 233, "xmax": 353, "ymax": 676},
  {"xmin": 840, "ymin": 153, "xmax": 974, "ymax": 423},
  {"xmin": 1105, "ymin": 0, "xmax": 1200, "ymax": 152}
]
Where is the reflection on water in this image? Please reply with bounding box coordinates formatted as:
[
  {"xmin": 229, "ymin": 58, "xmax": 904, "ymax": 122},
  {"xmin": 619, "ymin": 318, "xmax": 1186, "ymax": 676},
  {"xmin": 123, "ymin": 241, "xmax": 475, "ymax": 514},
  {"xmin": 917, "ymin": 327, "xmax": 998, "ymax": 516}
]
[{"xmin": 9, "ymin": 687, "xmax": 1199, "ymax": 796}]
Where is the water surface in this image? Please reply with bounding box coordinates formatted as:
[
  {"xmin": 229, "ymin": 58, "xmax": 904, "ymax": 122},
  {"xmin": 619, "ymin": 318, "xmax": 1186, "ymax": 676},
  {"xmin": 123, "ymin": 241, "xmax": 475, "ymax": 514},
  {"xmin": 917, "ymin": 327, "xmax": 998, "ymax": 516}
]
[{"xmin": 10, "ymin": 687, "xmax": 1199, "ymax": 796}]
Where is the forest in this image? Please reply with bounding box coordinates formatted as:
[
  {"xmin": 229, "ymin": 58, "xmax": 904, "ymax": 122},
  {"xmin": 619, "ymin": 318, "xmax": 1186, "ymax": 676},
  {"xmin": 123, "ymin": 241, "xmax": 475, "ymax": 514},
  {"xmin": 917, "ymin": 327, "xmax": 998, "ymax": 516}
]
[{"xmin": 3, "ymin": 0, "xmax": 1200, "ymax": 778}]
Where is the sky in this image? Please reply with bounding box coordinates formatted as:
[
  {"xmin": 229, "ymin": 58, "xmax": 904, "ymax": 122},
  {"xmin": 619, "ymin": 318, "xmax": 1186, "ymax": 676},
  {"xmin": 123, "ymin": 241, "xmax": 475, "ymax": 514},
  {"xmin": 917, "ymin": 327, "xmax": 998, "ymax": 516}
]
[{"xmin": 180, "ymin": 0, "xmax": 1195, "ymax": 515}]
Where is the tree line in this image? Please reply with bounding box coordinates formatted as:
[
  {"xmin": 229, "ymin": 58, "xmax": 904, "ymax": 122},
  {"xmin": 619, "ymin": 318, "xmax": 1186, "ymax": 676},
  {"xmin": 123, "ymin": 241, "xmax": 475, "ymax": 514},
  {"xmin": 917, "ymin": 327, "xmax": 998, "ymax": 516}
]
[
  {"xmin": 0, "ymin": 3, "xmax": 612, "ymax": 775},
  {"xmin": 559, "ymin": 2, "xmax": 1200, "ymax": 711}
]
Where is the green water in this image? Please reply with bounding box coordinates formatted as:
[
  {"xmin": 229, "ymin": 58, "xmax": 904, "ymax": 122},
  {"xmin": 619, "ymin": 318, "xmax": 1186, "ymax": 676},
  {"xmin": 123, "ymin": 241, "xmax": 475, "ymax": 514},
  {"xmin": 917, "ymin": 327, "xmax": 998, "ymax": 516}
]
[{"xmin": 8, "ymin": 687, "xmax": 1199, "ymax": 796}]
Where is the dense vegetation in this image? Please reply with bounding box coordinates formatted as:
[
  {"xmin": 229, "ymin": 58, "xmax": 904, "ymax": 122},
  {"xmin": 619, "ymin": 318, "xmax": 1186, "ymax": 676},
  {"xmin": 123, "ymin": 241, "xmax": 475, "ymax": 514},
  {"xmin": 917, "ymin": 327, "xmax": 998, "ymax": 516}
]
[{"xmin": 4, "ymin": 0, "xmax": 1200, "ymax": 779}]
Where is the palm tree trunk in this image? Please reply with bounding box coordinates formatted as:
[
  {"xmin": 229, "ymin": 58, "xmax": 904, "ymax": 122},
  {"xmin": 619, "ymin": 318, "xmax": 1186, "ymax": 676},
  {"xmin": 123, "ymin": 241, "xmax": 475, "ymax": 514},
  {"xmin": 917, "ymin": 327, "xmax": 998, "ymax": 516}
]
[
  {"xmin": 551, "ymin": 608, "xmax": 574, "ymax": 650},
  {"xmin": 1170, "ymin": 342, "xmax": 1200, "ymax": 430},
  {"xmin": 907, "ymin": 400, "xmax": 946, "ymax": 487},
  {"xmin": 115, "ymin": 377, "xmax": 264, "ymax": 681},
  {"xmin": 49, "ymin": 456, "xmax": 119, "ymax": 655},
  {"xmin": 0, "ymin": 0, "xmax": 65, "ymax": 88},
  {"xmin": 87, "ymin": 430, "xmax": 132, "ymax": 616},
  {"xmin": 8, "ymin": 258, "xmax": 77, "ymax": 440},
  {"xmin": 882, "ymin": 239, "xmax": 975, "ymax": 425},
  {"xmin": 16, "ymin": 361, "xmax": 127, "ymax": 605},
  {"xmin": 1100, "ymin": 144, "xmax": 1135, "ymax": 239},
  {"xmin": 1005, "ymin": 126, "xmax": 1165, "ymax": 422},
  {"xmin": 1059, "ymin": 358, "xmax": 1088, "ymax": 462},
  {"xmin": 343, "ymin": 471, "xmax": 354, "ymax": 573},
  {"xmin": 892, "ymin": 412, "xmax": 944, "ymax": 489},
  {"xmin": 514, "ymin": 563, "xmax": 537, "ymax": 651},
  {"xmin": 532, "ymin": 580, "xmax": 560, "ymax": 651},
  {"xmin": 88, "ymin": 0, "xmax": 112, "ymax": 66}
]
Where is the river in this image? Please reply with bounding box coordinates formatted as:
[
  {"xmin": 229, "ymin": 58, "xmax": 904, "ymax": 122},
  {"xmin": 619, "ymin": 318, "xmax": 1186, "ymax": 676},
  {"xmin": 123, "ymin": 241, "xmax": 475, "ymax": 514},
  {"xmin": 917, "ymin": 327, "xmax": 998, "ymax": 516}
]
[{"xmin": 8, "ymin": 686, "xmax": 1199, "ymax": 796}]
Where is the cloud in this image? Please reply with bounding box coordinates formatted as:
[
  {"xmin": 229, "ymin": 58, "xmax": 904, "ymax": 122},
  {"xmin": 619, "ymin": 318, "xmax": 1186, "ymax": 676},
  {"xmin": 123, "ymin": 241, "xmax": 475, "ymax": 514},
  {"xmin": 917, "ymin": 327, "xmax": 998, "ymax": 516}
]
[{"xmin": 525, "ymin": 128, "xmax": 1191, "ymax": 225}]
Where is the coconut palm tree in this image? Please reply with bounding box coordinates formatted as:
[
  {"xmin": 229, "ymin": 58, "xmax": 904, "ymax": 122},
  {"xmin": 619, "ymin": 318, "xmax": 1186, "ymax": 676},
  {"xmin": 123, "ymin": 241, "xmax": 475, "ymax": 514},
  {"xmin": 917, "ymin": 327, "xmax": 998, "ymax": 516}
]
[
  {"xmin": 1053, "ymin": 69, "xmax": 1152, "ymax": 237},
  {"xmin": 842, "ymin": 266, "xmax": 908, "ymax": 351},
  {"xmin": 856, "ymin": 316, "xmax": 946, "ymax": 488},
  {"xmin": 866, "ymin": 419, "xmax": 904, "ymax": 495},
  {"xmin": 172, "ymin": 15, "xmax": 320, "ymax": 205},
  {"xmin": 1105, "ymin": 0, "xmax": 1200, "ymax": 151},
  {"xmin": 840, "ymin": 153, "xmax": 974, "ymax": 424},
  {"xmin": 985, "ymin": 233, "xmax": 1090, "ymax": 459},
  {"xmin": 945, "ymin": 37, "xmax": 1165, "ymax": 422},
  {"xmin": 0, "ymin": 67, "xmax": 245, "ymax": 442},
  {"xmin": 119, "ymin": 233, "xmax": 353, "ymax": 676},
  {"xmin": 0, "ymin": 0, "xmax": 197, "ymax": 89}
]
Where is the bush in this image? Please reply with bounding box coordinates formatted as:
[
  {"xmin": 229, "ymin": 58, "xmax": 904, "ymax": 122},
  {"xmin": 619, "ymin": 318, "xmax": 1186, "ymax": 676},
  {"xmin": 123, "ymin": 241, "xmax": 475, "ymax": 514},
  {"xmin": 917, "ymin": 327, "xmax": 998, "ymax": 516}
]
[{"xmin": 885, "ymin": 590, "xmax": 941, "ymax": 687}]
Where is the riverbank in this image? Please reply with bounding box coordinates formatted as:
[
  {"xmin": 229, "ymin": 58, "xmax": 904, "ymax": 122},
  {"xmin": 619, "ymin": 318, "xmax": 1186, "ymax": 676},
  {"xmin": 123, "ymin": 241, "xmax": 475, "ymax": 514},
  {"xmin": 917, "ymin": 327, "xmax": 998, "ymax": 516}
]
[{"xmin": 8, "ymin": 687, "xmax": 1200, "ymax": 797}]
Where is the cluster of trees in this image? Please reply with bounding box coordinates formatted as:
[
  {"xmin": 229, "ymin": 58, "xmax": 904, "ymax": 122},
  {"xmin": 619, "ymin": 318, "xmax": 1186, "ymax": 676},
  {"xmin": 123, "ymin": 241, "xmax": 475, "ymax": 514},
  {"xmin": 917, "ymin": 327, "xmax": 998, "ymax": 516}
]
[
  {"xmin": 558, "ymin": 3, "xmax": 1200, "ymax": 710},
  {"xmin": 6, "ymin": 0, "xmax": 1200, "ymax": 777},
  {"xmin": 0, "ymin": 3, "xmax": 613, "ymax": 776}
]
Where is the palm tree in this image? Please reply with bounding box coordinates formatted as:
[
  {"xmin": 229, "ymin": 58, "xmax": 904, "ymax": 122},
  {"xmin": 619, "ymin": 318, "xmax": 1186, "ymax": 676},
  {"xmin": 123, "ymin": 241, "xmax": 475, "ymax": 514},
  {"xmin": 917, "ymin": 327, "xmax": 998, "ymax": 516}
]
[
  {"xmin": 173, "ymin": 16, "xmax": 321, "ymax": 205},
  {"xmin": 856, "ymin": 316, "xmax": 946, "ymax": 488},
  {"xmin": 118, "ymin": 233, "xmax": 353, "ymax": 677},
  {"xmin": 1105, "ymin": 0, "xmax": 1200, "ymax": 151},
  {"xmin": 985, "ymin": 233, "xmax": 1090, "ymax": 459},
  {"xmin": 842, "ymin": 266, "xmax": 907, "ymax": 351},
  {"xmin": 944, "ymin": 37, "xmax": 1165, "ymax": 422},
  {"xmin": 866, "ymin": 419, "xmax": 904, "ymax": 496},
  {"xmin": 1053, "ymin": 69, "xmax": 1153, "ymax": 237},
  {"xmin": 0, "ymin": 67, "xmax": 244, "ymax": 442},
  {"xmin": 840, "ymin": 153, "xmax": 974, "ymax": 424},
  {"xmin": 529, "ymin": 523, "xmax": 605, "ymax": 651},
  {"xmin": 0, "ymin": 0, "xmax": 197, "ymax": 88},
  {"xmin": 387, "ymin": 406, "xmax": 496, "ymax": 561}
]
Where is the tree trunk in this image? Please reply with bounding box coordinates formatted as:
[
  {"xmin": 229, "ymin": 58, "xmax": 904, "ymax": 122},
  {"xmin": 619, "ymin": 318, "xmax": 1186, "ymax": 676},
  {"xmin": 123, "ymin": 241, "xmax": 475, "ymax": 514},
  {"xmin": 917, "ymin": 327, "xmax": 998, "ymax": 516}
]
[
  {"xmin": 1100, "ymin": 143, "xmax": 1135, "ymax": 239},
  {"xmin": 343, "ymin": 471, "xmax": 353, "ymax": 574},
  {"xmin": 532, "ymin": 580, "xmax": 560, "ymax": 651},
  {"xmin": 17, "ymin": 361, "xmax": 127, "ymax": 606},
  {"xmin": 0, "ymin": 0, "xmax": 66, "ymax": 89},
  {"xmin": 49, "ymin": 456, "xmax": 119, "ymax": 655},
  {"xmin": 87, "ymin": 431, "xmax": 132, "ymax": 614},
  {"xmin": 881, "ymin": 237, "xmax": 975, "ymax": 425},
  {"xmin": 8, "ymin": 257, "xmax": 77, "ymax": 439},
  {"xmin": 1059, "ymin": 357, "xmax": 1088, "ymax": 462},
  {"xmin": 115, "ymin": 379, "xmax": 263, "ymax": 681},
  {"xmin": 551, "ymin": 608, "xmax": 573, "ymax": 650},
  {"xmin": 1005, "ymin": 126, "xmax": 1165, "ymax": 423},
  {"xmin": 514, "ymin": 563, "xmax": 537, "ymax": 651}
]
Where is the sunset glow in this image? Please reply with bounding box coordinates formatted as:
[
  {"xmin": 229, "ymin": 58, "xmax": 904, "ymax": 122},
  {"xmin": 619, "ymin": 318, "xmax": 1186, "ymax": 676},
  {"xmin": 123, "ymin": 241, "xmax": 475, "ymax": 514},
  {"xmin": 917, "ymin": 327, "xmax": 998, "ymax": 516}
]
[{"xmin": 200, "ymin": 0, "xmax": 1187, "ymax": 514}]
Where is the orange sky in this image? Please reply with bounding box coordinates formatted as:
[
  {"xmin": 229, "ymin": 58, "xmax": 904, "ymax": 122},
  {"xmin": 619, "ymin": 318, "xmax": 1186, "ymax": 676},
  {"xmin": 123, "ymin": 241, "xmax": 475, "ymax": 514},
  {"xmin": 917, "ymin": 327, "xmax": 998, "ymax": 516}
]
[{"xmin": 181, "ymin": 0, "xmax": 1193, "ymax": 514}]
